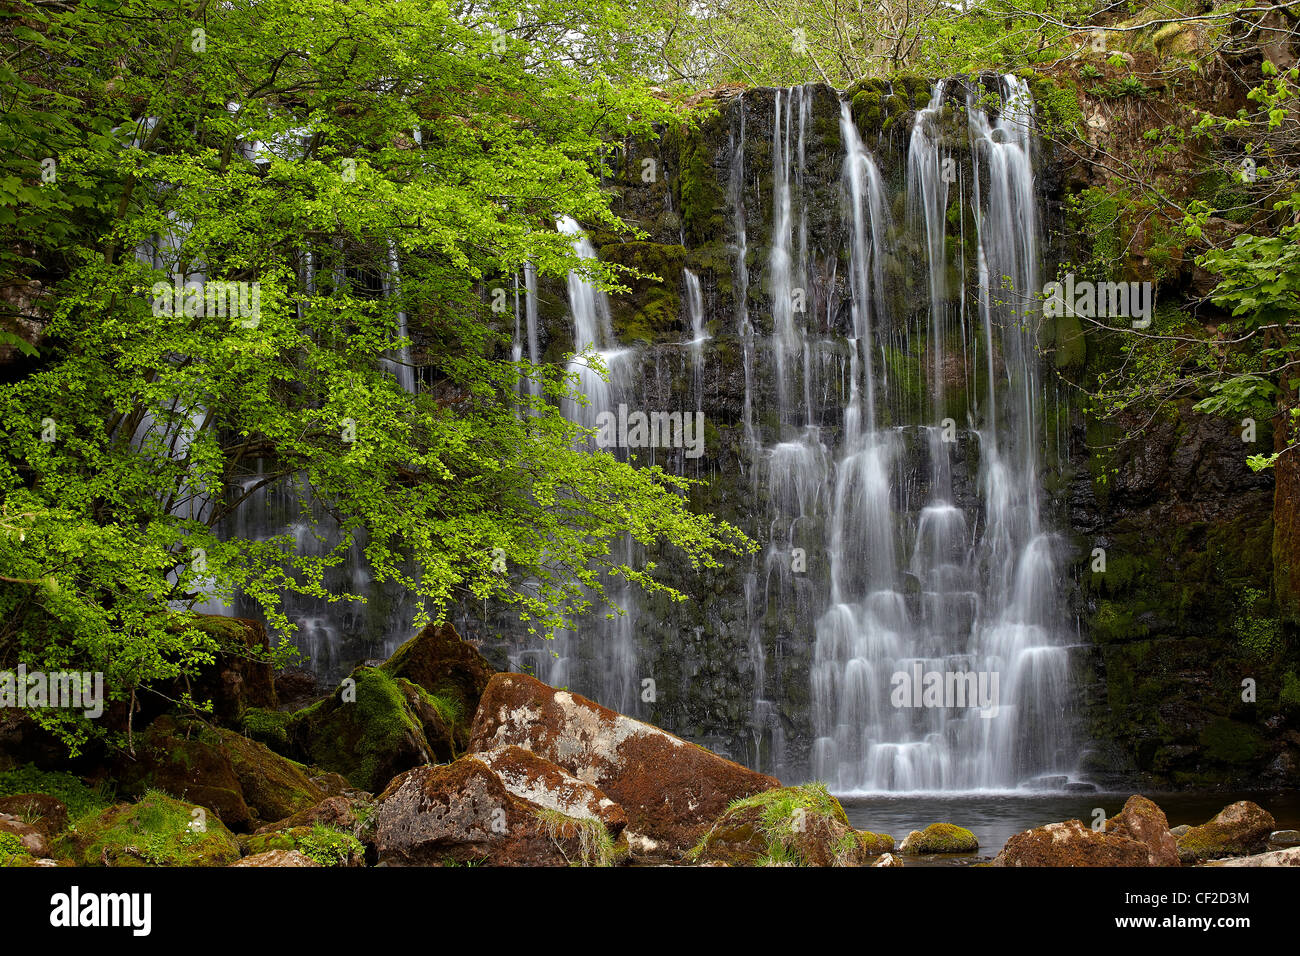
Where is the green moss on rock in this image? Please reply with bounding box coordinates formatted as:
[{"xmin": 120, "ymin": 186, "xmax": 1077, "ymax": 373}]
[{"xmin": 63, "ymin": 790, "xmax": 241, "ymax": 867}]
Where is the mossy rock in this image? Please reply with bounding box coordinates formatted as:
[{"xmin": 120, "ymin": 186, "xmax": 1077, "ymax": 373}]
[
  {"xmin": 899, "ymin": 822, "xmax": 979, "ymax": 854},
  {"xmin": 691, "ymin": 783, "xmax": 892, "ymax": 866},
  {"xmin": 217, "ymin": 727, "xmax": 327, "ymax": 823},
  {"xmin": 1176, "ymin": 801, "xmax": 1276, "ymax": 863},
  {"xmin": 597, "ymin": 241, "xmax": 688, "ymax": 344},
  {"xmin": 63, "ymin": 791, "xmax": 241, "ymax": 867},
  {"xmin": 239, "ymin": 706, "xmax": 292, "ymax": 751},
  {"xmin": 378, "ymin": 621, "xmax": 492, "ymax": 749},
  {"xmin": 286, "ymin": 666, "xmax": 449, "ymax": 793},
  {"xmin": 119, "ymin": 715, "xmax": 253, "ymax": 830},
  {"xmin": 241, "ymin": 823, "xmax": 364, "ymax": 867}
]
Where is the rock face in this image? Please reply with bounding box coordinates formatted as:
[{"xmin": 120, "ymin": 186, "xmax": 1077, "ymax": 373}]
[
  {"xmin": 373, "ymin": 755, "xmax": 620, "ymax": 866},
  {"xmin": 1176, "ymin": 800, "xmax": 1276, "ymax": 863},
  {"xmin": 991, "ymin": 819, "xmax": 1153, "ymax": 867},
  {"xmin": 231, "ymin": 849, "xmax": 320, "ymax": 867},
  {"xmin": 468, "ymin": 673, "xmax": 780, "ymax": 853},
  {"xmin": 899, "ymin": 823, "xmax": 979, "ymax": 854},
  {"xmin": 380, "ymin": 622, "xmax": 495, "ymax": 750},
  {"xmin": 1104, "ymin": 795, "xmax": 1180, "ymax": 866},
  {"xmin": 690, "ymin": 785, "xmax": 893, "ymax": 866}
]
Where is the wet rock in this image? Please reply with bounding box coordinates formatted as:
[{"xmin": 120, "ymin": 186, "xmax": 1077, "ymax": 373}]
[
  {"xmin": 691, "ymin": 784, "xmax": 892, "ymax": 866},
  {"xmin": 991, "ymin": 819, "xmax": 1152, "ymax": 867},
  {"xmin": 1104, "ymin": 795, "xmax": 1180, "ymax": 866},
  {"xmin": 374, "ymin": 755, "xmax": 621, "ymax": 866},
  {"xmin": 872, "ymin": 852, "xmax": 904, "ymax": 867},
  {"xmin": 1268, "ymin": 829, "xmax": 1300, "ymax": 848},
  {"xmin": 1176, "ymin": 801, "xmax": 1276, "ymax": 863},
  {"xmin": 254, "ymin": 795, "xmax": 367, "ymax": 836},
  {"xmin": 900, "ymin": 823, "xmax": 979, "ymax": 854},
  {"xmin": 218, "ymin": 728, "xmax": 327, "ymax": 824},
  {"xmin": 1206, "ymin": 846, "xmax": 1300, "ymax": 867},
  {"xmin": 231, "ymin": 849, "xmax": 321, "ymax": 867},
  {"xmin": 1170, "ymin": 824, "xmax": 1191, "ymax": 837},
  {"xmin": 468, "ymin": 672, "xmax": 779, "ymax": 855}
]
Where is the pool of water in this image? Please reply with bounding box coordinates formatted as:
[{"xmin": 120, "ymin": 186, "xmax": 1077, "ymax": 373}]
[{"xmin": 839, "ymin": 790, "xmax": 1300, "ymax": 865}]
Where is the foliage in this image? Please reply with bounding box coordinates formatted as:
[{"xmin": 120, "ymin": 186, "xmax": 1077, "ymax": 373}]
[
  {"xmin": 295, "ymin": 824, "xmax": 364, "ymax": 867},
  {"xmin": 0, "ymin": 764, "xmax": 111, "ymax": 816},
  {"xmin": 0, "ymin": 0, "xmax": 752, "ymax": 755},
  {"xmin": 534, "ymin": 807, "xmax": 622, "ymax": 866}
]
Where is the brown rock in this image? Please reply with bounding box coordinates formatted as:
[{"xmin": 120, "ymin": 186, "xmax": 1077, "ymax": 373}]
[
  {"xmin": 0, "ymin": 813, "xmax": 47, "ymax": 857},
  {"xmin": 230, "ymin": 849, "xmax": 320, "ymax": 867},
  {"xmin": 1206, "ymin": 846, "xmax": 1300, "ymax": 867},
  {"xmin": 468, "ymin": 673, "xmax": 779, "ymax": 855},
  {"xmin": 121, "ymin": 716, "xmax": 253, "ymax": 830},
  {"xmin": 1176, "ymin": 800, "xmax": 1276, "ymax": 863},
  {"xmin": 991, "ymin": 819, "xmax": 1152, "ymax": 867},
  {"xmin": 374, "ymin": 756, "xmax": 614, "ymax": 866},
  {"xmin": 254, "ymin": 795, "xmax": 366, "ymax": 835},
  {"xmin": 0, "ymin": 794, "xmax": 67, "ymax": 840},
  {"xmin": 1105, "ymin": 795, "xmax": 1180, "ymax": 866}
]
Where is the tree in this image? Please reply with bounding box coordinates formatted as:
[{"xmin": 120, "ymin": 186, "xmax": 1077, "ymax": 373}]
[{"xmin": 0, "ymin": 0, "xmax": 751, "ymax": 753}]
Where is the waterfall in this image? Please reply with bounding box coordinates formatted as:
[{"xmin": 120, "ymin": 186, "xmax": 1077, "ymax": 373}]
[{"xmin": 803, "ymin": 76, "xmax": 1076, "ymax": 792}]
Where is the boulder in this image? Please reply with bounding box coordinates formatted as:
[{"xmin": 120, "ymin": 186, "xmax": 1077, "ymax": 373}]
[
  {"xmin": 231, "ymin": 849, "xmax": 321, "ymax": 867},
  {"xmin": 1176, "ymin": 801, "xmax": 1276, "ymax": 863},
  {"xmin": 900, "ymin": 823, "xmax": 979, "ymax": 854},
  {"xmin": 1207, "ymin": 846, "xmax": 1300, "ymax": 867},
  {"xmin": 149, "ymin": 616, "xmax": 277, "ymax": 727},
  {"xmin": 380, "ymin": 622, "xmax": 494, "ymax": 749},
  {"xmin": 217, "ymin": 728, "xmax": 327, "ymax": 823},
  {"xmin": 120, "ymin": 716, "xmax": 253, "ymax": 829},
  {"xmin": 121, "ymin": 716, "xmax": 328, "ymax": 829},
  {"xmin": 1269, "ymin": 829, "xmax": 1300, "ymax": 848},
  {"xmin": 990, "ymin": 819, "xmax": 1152, "ymax": 867},
  {"xmin": 254, "ymin": 796, "xmax": 366, "ymax": 836},
  {"xmin": 286, "ymin": 666, "xmax": 456, "ymax": 793},
  {"xmin": 468, "ymin": 673, "xmax": 779, "ymax": 854},
  {"xmin": 374, "ymin": 756, "xmax": 621, "ymax": 866},
  {"xmin": 691, "ymin": 784, "xmax": 893, "ymax": 866},
  {"xmin": 0, "ymin": 813, "xmax": 47, "ymax": 857},
  {"xmin": 0, "ymin": 794, "xmax": 67, "ymax": 840},
  {"xmin": 872, "ymin": 853, "xmax": 904, "ymax": 867},
  {"xmin": 1104, "ymin": 795, "xmax": 1180, "ymax": 867},
  {"xmin": 67, "ymin": 791, "xmax": 242, "ymax": 866}
]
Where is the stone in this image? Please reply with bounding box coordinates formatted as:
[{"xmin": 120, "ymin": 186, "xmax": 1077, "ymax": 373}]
[
  {"xmin": 0, "ymin": 794, "xmax": 67, "ymax": 840},
  {"xmin": 217, "ymin": 728, "xmax": 327, "ymax": 824},
  {"xmin": 286, "ymin": 666, "xmax": 456, "ymax": 793},
  {"xmin": 1268, "ymin": 829, "xmax": 1300, "ymax": 848},
  {"xmin": 690, "ymin": 785, "xmax": 892, "ymax": 866},
  {"xmin": 991, "ymin": 819, "xmax": 1153, "ymax": 867},
  {"xmin": 254, "ymin": 795, "xmax": 366, "ymax": 836},
  {"xmin": 468, "ymin": 673, "xmax": 779, "ymax": 854},
  {"xmin": 1206, "ymin": 846, "xmax": 1300, "ymax": 867},
  {"xmin": 472, "ymin": 745, "xmax": 626, "ymax": 834},
  {"xmin": 121, "ymin": 715, "xmax": 253, "ymax": 830},
  {"xmin": 1104, "ymin": 795, "xmax": 1180, "ymax": 866},
  {"xmin": 0, "ymin": 813, "xmax": 47, "ymax": 857},
  {"xmin": 374, "ymin": 755, "xmax": 621, "ymax": 866},
  {"xmin": 872, "ymin": 852, "xmax": 904, "ymax": 867},
  {"xmin": 379, "ymin": 622, "xmax": 495, "ymax": 750},
  {"xmin": 68, "ymin": 792, "xmax": 242, "ymax": 866},
  {"xmin": 231, "ymin": 849, "xmax": 321, "ymax": 867},
  {"xmin": 899, "ymin": 823, "xmax": 979, "ymax": 854},
  {"xmin": 1176, "ymin": 801, "xmax": 1276, "ymax": 863},
  {"xmin": 1170, "ymin": 824, "xmax": 1191, "ymax": 837}
]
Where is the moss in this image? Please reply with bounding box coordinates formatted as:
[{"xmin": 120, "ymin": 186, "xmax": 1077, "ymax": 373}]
[
  {"xmin": 678, "ymin": 124, "xmax": 727, "ymax": 248},
  {"xmin": 1030, "ymin": 76, "xmax": 1083, "ymax": 138},
  {"xmin": 0, "ymin": 766, "xmax": 110, "ymax": 817},
  {"xmin": 598, "ymin": 241, "xmax": 687, "ymax": 344},
  {"xmin": 0, "ymin": 832, "xmax": 33, "ymax": 867},
  {"xmin": 1198, "ymin": 718, "xmax": 1266, "ymax": 765},
  {"xmin": 63, "ymin": 790, "xmax": 242, "ymax": 867},
  {"xmin": 294, "ymin": 824, "xmax": 365, "ymax": 867},
  {"xmin": 901, "ymin": 821, "xmax": 979, "ymax": 854},
  {"xmin": 240, "ymin": 706, "xmax": 291, "ymax": 750}
]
